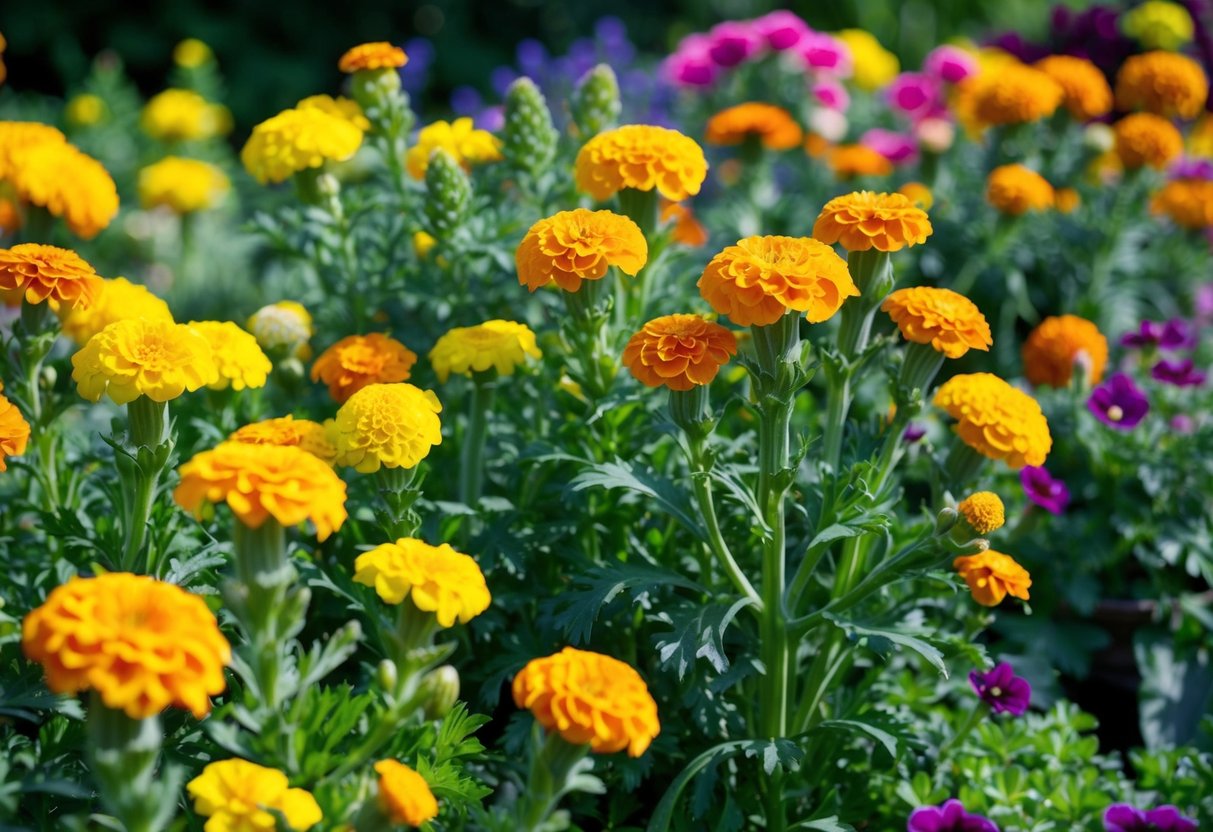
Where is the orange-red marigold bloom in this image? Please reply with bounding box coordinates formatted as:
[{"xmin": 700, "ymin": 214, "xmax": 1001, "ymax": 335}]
[
  {"xmin": 1151, "ymin": 178, "xmax": 1213, "ymax": 229},
  {"xmin": 705, "ymin": 102, "xmax": 803, "ymax": 151},
  {"xmin": 338, "ymin": 42, "xmax": 408, "ymax": 73},
  {"xmin": 0, "ymin": 243, "xmax": 102, "ymax": 309},
  {"xmin": 881, "ymin": 287, "xmax": 992, "ymax": 359},
  {"xmin": 1115, "ymin": 50, "xmax": 1208, "ymax": 119},
  {"xmin": 1033, "ymin": 55, "xmax": 1113, "ymax": 120},
  {"xmin": 1113, "ymin": 112, "xmax": 1184, "ymax": 170},
  {"xmin": 1021, "ymin": 314, "xmax": 1108, "ymax": 388},
  {"xmin": 934, "ymin": 373, "xmax": 1052, "ymax": 468},
  {"xmin": 516, "ymin": 208, "xmax": 648, "ymax": 293},
  {"xmin": 812, "ymin": 191, "xmax": 933, "ymax": 252},
  {"xmin": 622, "ymin": 314, "xmax": 738, "ymax": 391},
  {"xmin": 310, "ymin": 333, "xmax": 417, "ymax": 403},
  {"xmin": 953, "ymin": 551, "xmax": 1032, "ymax": 606},
  {"xmin": 985, "ymin": 164, "xmax": 1055, "ymax": 215},
  {"xmin": 828, "ymin": 144, "xmax": 894, "ymax": 179},
  {"xmin": 0, "ymin": 392, "xmax": 31, "ymax": 472}
]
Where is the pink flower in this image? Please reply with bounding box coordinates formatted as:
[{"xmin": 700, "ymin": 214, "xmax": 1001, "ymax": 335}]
[
  {"xmin": 811, "ymin": 77, "xmax": 850, "ymax": 112},
  {"xmin": 861, "ymin": 128, "xmax": 919, "ymax": 165},
  {"xmin": 798, "ymin": 30, "xmax": 852, "ymax": 77},
  {"xmin": 924, "ymin": 45, "xmax": 978, "ymax": 84},
  {"xmin": 706, "ymin": 21, "xmax": 764, "ymax": 68},
  {"xmin": 886, "ymin": 72, "xmax": 942, "ymax": 119},
  {"xmin": 752, "ymin": 10, "xmax": 811, "ymax": 51},
  {"xmin": 665, "ymin": 35, "xmax": 719, "ymax": 87}
]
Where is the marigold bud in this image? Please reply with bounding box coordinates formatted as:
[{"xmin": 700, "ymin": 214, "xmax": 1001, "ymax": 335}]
[
  {"xmin": 571, "ymin": 64, "xmax": 622, "ymax": 138},
  {"xmin": 424, "ymin": 148, "xmax": 471, "ymax": 238},
  {"xmin": 502, "ymin": 77, "xmax": 559, "ymax": 175}
]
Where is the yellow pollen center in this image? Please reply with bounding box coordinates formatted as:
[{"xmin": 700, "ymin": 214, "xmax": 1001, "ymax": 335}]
[
  {"xmin": 135, "ymin": 342, "xmax": 168, "ymax": 368},
  {"xmin": 1108, "ymin": 405, "xmax": 1124, "ymax": 421},
  {"xmin": 990, "ymin": 686, "xmax": 1002, "ymax": 697}
]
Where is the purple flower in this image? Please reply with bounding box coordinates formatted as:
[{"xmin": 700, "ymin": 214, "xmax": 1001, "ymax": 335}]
[
  {"xmin": 1171, "ymin": 414, "xmax": 1196, "ymax": 433},
  {"xmin": 969, "ymin": 663, "xmax": 1031, "ymax": 715},
  {"xmin": 449, "ymin": 85, "xmax": 483, "ymax": 117},
  {"xmin": 752, "ymin": 10, "xmax": 811, "ymax": 51},
  {"xmin": 665, "ymin": 35, "xmax": 719, "ymax": 87},
  {"xmin": 924, "ymin": 45, "xmax": 978, "ymax": 84},
  {"xmin": 399, "ymin": 37, "xmax": 435, "ymax": 94},
  {"xmin": 1152, "ymin": 358, "xmax": 1207, "ymax": 387},
  {"xmin": 476, "ymin": 106, "xmax": 505, "ymax": 133},
  {"xmin": 1120, "ymin": 319, "xmax": 1195, "ymax": 350},
  {"xmin": 1104, "ymin": 804, "xmax": 1198, "ymax": 832},
  {"xmin": 798, "ymin": 31, "xmax": 852, "ymax": 77},
  {"xmin": 706, "ymin": 21, "xmax": 764, "ymax": 68},
  {"xmin": 516, "ymin": 39, "xmax": 548, "ymax": 77},
  {"xmin": 1020, "ymin": 466, "xmax": 1070, "ymax": 514},
  {"xmin": 1170, "ymin": 156, "xmax": 1213, "ymax": 180},
  {"xmin": 903, "ymin": 422, "xmax": 927, "ymax": 443},
  {"xmin": 1197, "ymin": 284, "xmax": 1213, "ymax": 323},
  {"xmin": 886, "ymin": 72, "xmax": 943, "ymax": 120},
  {"xmin": 908, "ymin": 799, "xmax": 999, "ymax": 832},
  {"xmin": 861, "ymin": 128, "xmax": 919, "ymax": 165},
  {"xmin": 811, "ymin": 77, "xmax": 850, "ymax": 111},
  {"xmin": 1088, "ymin": 373, "xmax": 1150, "ymax": 430}
]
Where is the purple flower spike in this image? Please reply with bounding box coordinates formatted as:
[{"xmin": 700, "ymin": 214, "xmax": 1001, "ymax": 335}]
[
  {"xmin": 969, "ymin": 663, "xmax": 1031, "ymax": 716},
  {"xmin": 1088, "ymin": 373, "xmax": 1150, "ymax": 430},
  {"xmin": 1020, "ymin": 466, "xmax": 1070, "ymax": 514},
  {"xmin": 908, "ymin": 799, "xmax": 999, "ymax": 832},
  {"xmin": 1152, "ymin": 358, "xmax": 1206, "ymax": 387},
  {"xmin": 1104, "ymin": 803, "xmax": 1199, "ymax": 832}
]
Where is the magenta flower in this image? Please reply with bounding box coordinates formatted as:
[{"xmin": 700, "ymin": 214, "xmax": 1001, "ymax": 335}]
[
  {"xmin": 903, "ymin": 422, "xmax": 927, "ymax": 443},
  {"xmin": 706, "ymin": 21, "xmax": 763, "ymax": 68},
  {"xmin": 1170, "ymin": 414, "xmax": 1196, "ymax": 433},
  {"xmin": 1196, "ymin": 284, "xmax": 1213, "ymax": 323},
  {"xmin": 1088, "ymin": 373, "xmax": 1150, "ymax": 430},
  {"xmin": 811, "ymin": 77, "xmax": 850, "ymax": 111},
  {"xmin": 1120, "ymin": 319, "xmax": 1196, "ymax": 350},
  {"xmin": 798, "ymin": 31, "xmax": 852, "ymax": 76},
  {"xmin": 969, "ymin": 663, "xmax": 1031, "ymax": 715},
  {"xmin": 1169, "ymin": 156, "xmax": 1213, "ymax": 180},
  {"xmin": 1020, "ymin": 466, "xmax": 1070, "ymax": 514},
  {"xmin": 924, "ymin": 45, "xmax": 978, "ymax": 84},
  {"xmin": 861, "ymin": 128, "xmax": 919, "ymax": 165},
  {"xmin": 886, "ymin": 72, "xmax": 943, "ymax": 120},
  {"xmin": 752, "ymin": 10, "xmax": 810, "ymax": 51},
  {"xmin": 908, "ymin": 800, "xmax": 999, "ymax": 832},
  {"xmin": 1152, "ymin": 358, "xmax": 1207, "ymax": 387},
  {"xmin": 665, "ymin": 35, "xmax": 718, "ymax": 87},
  {"xmin": 1104, "ymin": 804, "xmax": 1198, "ymax": 832}
]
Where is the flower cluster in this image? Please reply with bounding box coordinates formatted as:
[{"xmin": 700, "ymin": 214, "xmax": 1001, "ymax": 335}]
[
  {"xmin": 517, "ymin": 208, "xmax": 647, "ymax": 292},
  {"xmin": 72, "ymin": 319, "xmax": 218, "ymax": 404},
  {"xmin": 813, "ymin": 192, "xmax": 932, "ymax": 252},
  {"xmin": 882, "ymin": 287, "xmax": 992, "ymax": 358},
  {"xmin": 241, "ymin": 106, "xmax": 363, "ymax": 184},
  {"xmin": 330, "ymin": 383, "xmax": 443, "ymax": 472}
]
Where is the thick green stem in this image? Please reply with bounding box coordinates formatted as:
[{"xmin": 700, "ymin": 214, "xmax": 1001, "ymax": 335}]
[
  {"xmin": 232, "ymin": 518, "xmax": 293, "ymax": 709},
  {"xmin": 517, "ymin": 731, "xmax": 592, "ymax": 832},
  {"xmin": 122, "ymin": 397, "xmax": 171, "ymax": 573},
  {"xmin": 86, "ymin": 695, "xmax": 167, "ymax": 832},
  {"xmin": 687, "ymin": 437, "xmax": 761, "ymax": 610},
  {"xmin": 458, "ymin": 373, "xmax": 495, "ymax": 510},
  {"xmin": 617, "ymin": 187, "xmax": 659, "ymax": 324}
]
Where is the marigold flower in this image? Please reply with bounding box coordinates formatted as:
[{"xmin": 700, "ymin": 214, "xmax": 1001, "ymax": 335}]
[
  {"xmin": 985, "ymin": 164, "xmax": 1054, "ymax": 215},
  {"xmin": 188, "ymin": 320, "xmax": 272, "ymax": 391},
  {"xmin": 138, "ymin": 156, "xmax": 229, "ymax": 214},
  {"xmin": 331, "ymin": 383, "xmax": 442, "ymax": 473},
  {"xmin": 0, "ymin": 243, "xmax": 102, "ymax": 309},
  {"xmin": 835, "ymin": 29, "xmax": 899, "ymax": 90},
  {"xmin": 1054, "ymin": 187, "xmax": 1081, "ymax": 214},
  {"xmin": 1033, "ymin": 55, "xmax": 1113, "ymax": 120},
  {"xmin": 698, "ymin": 235, "xmax": 858, "ymax": 327},
  {"xmin": 187, "ymin": 759, "xmax": 322, "ymax": 832},
  {"xmin": 968, "ymin": 62, "xmax": 1063, "ymax": 125},
  {"xmin": 72, "ymin": 319, "xmax": 217, "ymax": 404},
  {"xmin": 934, "ymin": 373, "xmax": 1052, "ymax": 468},
  {"xmin": 413, "ymin": 230, "xmax": 438, "ymax": 259},
  {"xmin": 428, "ymin": 320, "xmax": 542, "ymax": 383},
  {"xmin": 241, "ymin": 107, "xmax": 363, "ymax": 185},
  {"xmin": 248, "ymin": 301, "xmax": 313, "ymax": 358},
  {"xmin": 296, "ymin": 94, "xmax": 370, "ymax": 132},
  {"xmin": 58, "ymin": 276, "xmax": 174, "ymax": 345},
  {"xmin": 660, "ymin": 201, "xmax": 709, "ymax": 247},
  {"xmin": 1114, "ymin": 113, "xmax": 1184, "ymax": 170},
  {"xmin": 338, "ymin": 41, "xmax": 408, "ymax": 73},
  {"xmin": 405, "ymin": 117, "xmax": 502, "ymax": 179},
  {"xmin": 65, "ymin": 93, "xmax": 106, "ymax": 127},
  {"xmin": 827, "ymin": 144, "xmax": 894, "ymax": 178},
  {"xmin": 354, "ymin": 537, "xmax": 490, "ymax": 626},
  {"xmin": 1115, "ymin": 50, "xmax": 1208, "ymax": 119},
  {"xmin": 6, "ymin": 141, "xmax": 119, "ymax": 238},
  {"xmin": 516, "ymin": 208, "xmax": 648, "ymax": 293},
  {"xmin": 575, "ymin": 124, "xmax": 708, "ymax": 201},
  {"xmin": 311, "ymin": 333, "xmax": 417, "ymax": 402},
  {"xmin": 1124, "ymin": 1, "xmax": 1196, "ymax": 50},
  {"xmin": 513, "ymin": 647, "xmax": 660, "ymax": 757},
  {"xmin": 174, "ymin": 441, "xmax": 348, "ymax": 540},
  {"xmin": 374, "ymin": 760, "xmax": 439, "ymax": 827},
  {"xmin": 622, "ymin": 314, "xmax": 737, "ymax": 391},
  {"xmin": 22, "ymin": 573, "xmax": 230, "ymax": 719},
  {"xmin": 881, "ymin": 287, "xmax": 992, "ymax": 358},
  {"xmin": 173, "ymin": 38, "xmax": 213, "ymax": 69},
  {"xmin": 0, "ymin": 393, "xmax": 31, "ymax": 472},
  {"xmin": 953, "ymin": 550, "xmax": 1032, "ymax": 606},
  {"xmin": 141, "ymin": 89, "xmax": 231, "ymax": 141},
  {"xmin": 813, "ymin": 191, "xmax": 932, "ymax": 252},
  {"xmin": 0, "ymin": 121, "xmax": 66, "ymax": 179},
  {"xmin": 705, "ymin": 102, "xmax": 803, "ymax": 151},
  {"xmin": 229, "ymin": 415, "xmax": 337, "ymax": 465},
  {"xmin": 957, "ymin": 492, "xmax": 1006, "ymax": 535},
  {"xmin": 1151, "ymin": 178, "xmax": 1213, "ymax": 228},
  {"xmin": 1022, "ymin": 314, "xmax": 1108, "ymax": 388},
  {"xmin": 897, "ymin": 181, "xmax": 933, "ymax": 210}
]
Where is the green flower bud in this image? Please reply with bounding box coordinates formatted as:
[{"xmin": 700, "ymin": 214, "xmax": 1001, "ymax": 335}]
[
  {"xmin": 376, "ymin": 658, "xmax": 399, "ymax": 692},
  {"xmin": 424, "ymin": 148, "xmax": 471, "ymax": 239},
  {"xmin": 571, "ymin": 64, "xmax": 621, "ymax": 139},
  {"xmin": 350, "ymin": 67, "xmax": 403, "ymax": 112},
  {"xmin": 502, "ymin": 77, "xmax": 559, "ymax": 175},
  {"xmin": 418, "ymin": 664, "xmax": 461, "ymax": 720}
]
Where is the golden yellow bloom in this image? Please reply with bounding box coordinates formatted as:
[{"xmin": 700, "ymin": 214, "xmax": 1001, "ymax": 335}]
[
  {"xmin": 957, "ymin": 492, "xmax": 1006, "ymax": 535},
  {"xmin": 660, "ymin": 200, "xmax": 709, "ymax": 247},
  {"xmin": 354, "ymin": 537, "xmax": 490, "ymax": 626},
  {"xmin": 339, "ymin": 41, "xmax": 408, "ymax": 73},
  {"xmin": 1115, "ymin": 50, "xmax": 1208, "ymax": 118},
  {"xmin": 22, "ymin": 573, "xmax": 230, "ymax": 719},
  {"xmin": 516, "ymin": 208, "xmax": 648, "ymax": 293},
  {"xmin": 188, "ymin": 321, "xmax": 272, "ymax": 392},
  {"xmin": 173, "ymin": 38, "xmax": 213, "ymax": 69},
  {"xmin": 1114, "ymin": 112, "xmax": 1184, "ymax": 169},
  {"xmin": 331, "ymin": 383, "xmax": 442, "ymax": 473},
  {"xmin": 0, "ymin": 121, "xmax": 66, "ymax": 179},
  {"xmin": 6, "ymin": 141, "xmax": 118, "ymax": 238},
  {"xmin": 174, "ymin": 441, "xmax": 348, "ymax": 540},
  {"xmin": 897, "ymin": 181, "xmax": 934, "ymax": 210},
  {"xmin": 0, "ymin": 244, "xmax": 102, "ymax": 309},
  {"xmin": 0, "ymin": 393, "xmax": 31, "ymax": 472},
  {"xmin": 428, "ymin": 320, "xmax": 542, "ymax": 383},
  {"xmin": 405, "ymin": 117, "xmax": 502, "ymax": 179},
  {"xmin": 1054, "ymin": 187, "xmax": 1081, "ymax": 214},
  {"xmin": 985, "ymin": 164, "xmax": 1055, "ymax": 215},
  {"xmin": 138, "ymin": 156, "xmax": 229, "ymax": 214},
  {"xmin": 248, "ymin": 301, "xmax": 313, "ymax": 359},
  {"xmin": 835, "ymin": 29, "xmax": 900, "ymax": 90},
  {"xmin": 953, "ymin": 551, "xmax": 1032, "ymax": 606},
  {"xmin": 813, "ymin": 191, "xmax": 933, "ymax": 252},
  {"xmin": 881, "ymin": 287, "xmax": 992, "ymax": 359},
  {"xmin": 229, "ymin": 416, "xmax": 337, "ymax": 465},
  {"xmin": 1021, "ymin": 314, "xmax": 1108, "ymax": 388},
  {"xmin": 58, "ymin": 276, "xmax": 173, "ymax": 345},
  {"xmin": 698, "ymin": 235, "xmax": 858, "ymax": 327},
  {"xmin": 622, "ymin": 314, "xmax": 737, "ymax": 391},
  {"xmin": 141, "ymin": 89, "xmax": 231, "ymax": 141},
  {"xmin": 933, "ymin": 373, "xmax": 1052, "ymax": 468},
  {"xmin": 241, "ymin": 107, "xmax": 363, "ymax": 185},
  {"xmin": 375, "ymin": 760, "xmax": 439, "ymax": 827},
  {"xmin": 1033, "ymin": 55, "xmax": 1113, "ymax": 120},
  {"xmin": 1151, "ymin": 177, "xmax": 1213, "ymax": 228},
  {"xmin": 311, "ymin": 333, "xmax": 417, "ymax": 403},
  {"xmin": 187, "ymin": 759, "xmax": 323, "ymax": 832},
  {"xmin": 827, "ymin": 144, "xmax": 893, "ymax": 179},
  {"xmin": 705, "ymin": 102, "xmax": 803, "ymax": 150},
  {"xmin": 72, "ymin": 319, "xmax": 217, "ymax": 405},
  {"xmin": 575, "ymin": 124, "xmax": 708, "ymax": 201},
  {"xmin": 1124, "ymin": 1, "xmax": 1196, "ymax": 50},
  {"xmin": 297, "ymin": 94, "xmax": 371, "ymax": 132},
  {"xmin": 413, "ymin": 230, "xmax": 438, "ymax": 259},
  {"xmin": 65, "ymin": 93, "xmax": 106, "ymax": 127},
  {"xmin": 513, "ymin": 647, "xmax": 660, "ymax": 757},
  {"xmin": 969, "ymin": 62, "xmax": 1064, "ymax": 125}
]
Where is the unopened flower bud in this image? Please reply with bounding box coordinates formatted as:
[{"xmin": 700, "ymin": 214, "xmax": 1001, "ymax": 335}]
[
  {"xmin": 1083, "ymin": 122, "xmax": 1115, "ymax": 154},
  {"xmin": 502, "ymin": 77, "xmax": 559, "ymax": 175},
  {"xmin": 418, "ymin": 664, "xmax": 460, "ymax": 719},
  {"xmin": 376, "ymin": 659, "xmax": 399, "ymax": 692},
  {"xmin": 934, "ymin": 506, "xmax": 958, "ymax": 536},
  {"xmin": 424, "ymin": 148, "xmax": 471, "ymax": 239},
  {"xmin": 350, "ymin": 67, "xmax": 403, "ymax": 111},
  {"xmin": 571, "ymin": 64, "xmax": 622, "ymax": 138}
]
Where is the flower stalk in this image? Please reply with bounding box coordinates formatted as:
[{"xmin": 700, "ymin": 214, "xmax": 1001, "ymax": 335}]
[
  {"xmin": 516, "ymin": 729, "xmax": 594, "ymax": 832},
  {"xmin": 458, "ymin": 371, "xmax": 496, "ymax": 511},
  {"xmin": 119, "ymin": 396, "xmax": 174, "ymax": 574},
  {"xmin": 86, "ymin": 695, "xmax": 175, "ymax": 832}
]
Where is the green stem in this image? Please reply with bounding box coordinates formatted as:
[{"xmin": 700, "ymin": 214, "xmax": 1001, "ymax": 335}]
[
  {"xmin": 122, "ymin": 397, "xmax": 170, "ymax": 574},
  {"xmin": 687, "ymin": 437, "xmax": 762, "ymax": 611},
  {"xmin": 86, "ymin": 695, "xmax": 166, "ymax": 832},
  {"xmin": 517, "ymin": 731, "xmax": 592, "ymax": 832},
  {"xmin": 232, "ymin": 518, "xmax": 292, "ymax": 710},
  {"xmin": 458, "ymin": 373, "xmax": 495, "ymax": 510},
  {"xmin": 939, "ymin": 700, "xmax": 991, "ymax": 756}
]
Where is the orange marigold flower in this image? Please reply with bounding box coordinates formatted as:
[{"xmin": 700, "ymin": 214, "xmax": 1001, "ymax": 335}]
[
  {"xmin": 375, "ymin": 760, "xmax": 438, "ymax": 827},
  {"xmin": 881, "ymin": 287, "xmax": 992, "ymax": 359},
  {"xmin": 330, "ymin": 383, "xmax": 443, "ymax": 473},
  {"xmin": 660, "ymin": 201, "xmax": 709, "ymax": 247},
  {"xmin": 310, "ymin": 333, "xmax": 417, "ymax": 403},
  {"xmin": 513, "ymin": 647, "xmax": 660, "ymax": 757},
  {"xmin": 516, "ymin": 208, "xmax": 648, "ymax": 293},
  {"xmin": 0, "ymin": 243, "xmax": 102, "ymax": 309},
  {"xmin": 828, "ymin": 144, "xmax": 894, "ymax": 179},
  {"xmin": 957, "ymin": 491, "xmax": 1006, "ymax": 536},
  {"xmin": 1113, "ymin": 112, "xmax": 1184, "ymax": 170},
  {"xmin": 985, "ymin": 164, "xmax": 1055, "ymax": 215},
  {"xmin": 969, "ymin": 62, "xmax": 1064, "ymax": 125},
  {"xmin": 338, "ymin": 42, "xmax": 408, "ymax": 73},
  {"xmin": 174, "ymin": 442, "xmax": 348, "ymax": 541},
  {"xmin": 72, "ymin": 319, "xmax": 218, "ymax": 404},
  {"xmin": 0, "ymin": 121, "xmax": 66, "ymax": 179},
  {"xmin": 705, "ymin": 102, "xmax": 803, "ymax": 151},
  {"xmin": 897, "ymin": 181, "xmax": 933, "ymax": 210},
  {"xmin": 812, "ymin": 191, "xmax": 933, "ymax": 252},
  {"xmin": 622, "ymin": 314, "xmax": 738, "ymax": 391},
  {"xmin": 697, "ymin": 235, "xmax": 858, "ymax": 327},
  {"xmin": 7, "ymin": 141, "xmax": 119, "ymax": 238},
  {"xmin": 354, "ymin": 537, "xmax": 491, "ymax": 626},
  {"xmin": 229, "ymin": 415, "xmax": 337, "ymax": 465},
  {"xmin": 1021, "ymin": 314, "xmax": 1108, "ymax": 388},
  {"xmin": 1054, "ymin": 187, "xmax": 1081, "ymax": 214},
  {"xmin": 0, "ymin": 392, "xmax": 31, "ymax": 472},
  {"xmin": 953, "ymin": 550, "xmax": 1032, "ymax": 606},
  {"xmin": 22, "ymin": 573, "xmax": 231, "ymax": 719},
  {"xmin": 1115, "ymin": 50, "xmax": 1208, "ymax": 119},
  {"xmin": 1151, "ymin": 178, "xmax": 1213, "ymax": 229},
  {"xmin": 575, "ymin": 124, "xmax": 708, "ymax": 201},
  {"xmin": 934, "ymin": 373, "xmax": 1052, "ymax": 468},
  {"xmin": 1033, "ymin": 55, "xmax": 1113, "ymax": 120}
]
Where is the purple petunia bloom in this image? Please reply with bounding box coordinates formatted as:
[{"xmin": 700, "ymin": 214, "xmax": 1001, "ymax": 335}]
[
  {"xmin": 886, "ymin": 72, "xmax": 942, "ymax": 121},
  {"xmin": 862, "ymin": 128, "xmax": 919, "ymax": 164},
  {"xmin": 903, "ymin": 422, "xmax": 927, "ymax": 444},
  {"xmin": 923, "ymin": 45, "xmax": 978, "ymax": 84},
  {"xmin": 753, "ymin": 10, "xmax": 811, "ymax": 51},
  {"xmin": 908, "ymin": 799, "xmax": 999, "ymax": 832},
  {"xmin": 1171, "ymin": 414, "xmax": 1196, "ymax": 433},
  {"xmin": 811, "ymin": 77, "xmax": 850, "ymax": 111},
  {"xmin": 1152, "ymin": 358, "xmax": 1207, "ymax": 387},
  {"xmin": 1170, "ymin": 156, "xmax": 1213, "ymax": 180},
  {"xmin": 1120, "ymin": 319, "xmax": 1196, "ymax": 350},
  {"xmin": 666, "ymin": 34, "xmax": 719, "ymax": 87},
  {"xmin": 1088, "ymin": 373, "xmax": 1150, "ymax": 430},
  {"xmin": 1020, "ymin": 466, "xmax": 1070, "ymax": 514},
  {"xmin": 969, "ymin": 663, "xmax": 1031, "ymax": 715},
  {"xmin": 706, "ymin": 21, "xmax": 764, "ymax": 68},
  {"xmin": 798, "ymin": 30, "xmax": 852, "ymax": 77},
  {"xmin": 1104, "ymin": 803, "xmax": 1198, "ymax": 832}
]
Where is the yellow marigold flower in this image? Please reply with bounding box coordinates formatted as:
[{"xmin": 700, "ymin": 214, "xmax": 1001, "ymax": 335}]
[
  {"xmin": 58, "ymin": 276, "xmax": 174, "ymax": 345},
  {"xmin": 375, "ymin": 760, "xmax": 439, "ymax": 827},
  {"xmin": 0, "ymin": 121, "xmax": 67, "ymax": 179},
  {"xmin": 1114, "ymin": 112, "xmax": 1185, "ymax": 170},
  {"xmin": 1189, "ymin": 113, "xmax": 1213, "ymax": 156},
  {"xmin": 957, "ymin": 492, "xmax": 1006, "ymax": 535},
  {"xmin": 828, "ymin": 144, "xmax": 894, "ymax": 179},
  {"xmin": 1115, "ymin": 50, "xmax": 1208, "ymax": 118},
  {"xmin": 173, "ymin": 38, "xmax": 213, "ymax": 69},
  {"xmin": 187, "ymin": 759, "xmax": 322, "ymax": 832},
  {"xmin": 71, "ymin": 319, "xmax": 218, "ymax": 405},
  {"xmin": 354, "ymin": 537, "xmax": 490, "ymax": 626},
  {"xmin": 575, "ymin": 124, "xmax": 708, "ymax": 201},
  {"xmin": 1033, "ymin": 55, "xmax": 1113, "ymax": 120},
  {"xmin": 65, "ymin": 93, "xmax": 107, "ymax": 127},
  {"xmin": 175, "ymin": 441, "xmax": 348, "ymax": 540},
  {"xmin": 660, "ymin": 200, "xmax": 710, "ymax": 247},
  {"xmin": 188, "ymin": 321, "xmax": 272, "ymax": 392},
  {"xmin": 413, "ymin": 230, "xmax": 438, "ymax": 259},
  {"xmin": 241, "ymin": 107, "xmax": 363, "ymax": 185},
  {"xmin": 985, "ymin": 164, "xmax": 1055, "ymax": 216},
  {"xmin": 1151, "ymin": 177, "xmax": 1213, "ymax": 228},
  {"xmin": 331, "ymin": 383, "xmax": 442, "ymax": 473},
  {"xmin": 22, "ymin": 573, "xmax": 230, "ymax": 719},
  {"xmin": 141, "ymin": 89, "xmax": 231, "ymax": 141},
  {"xmin": 933, "ymin": 373, "xmax": 1052, "ymax": 468},
  {"xmin": 969, "ymin": 63, "xmax": 1064, "ymax": 125},
  {"xmin": 813, "ymin": 191, "xmax": 933, "ymax": 252},
  {"xmin": 405, "ymin": 117, "xmax": 502, "ymax": 179},
  {"xmin": 138, "ymin": 156, "xmax": 229, "ymax": 214},
  {"xmin": 1124, "ymin": 1, "xmax": 1195, "ymax": 50},
  {"xmin": 705, "ymin": 102, "xmax": 803, "ymax": 151},
  {"xmin": 7, "ymin": 141, "xmax": 119, "ymax": 238},
  {"xmin": 697, "ymin": 235, "xmax": 858, "ymax": 328},
  {"xmin": 248, "ymin": 301, "xmax": 313, "ymax": 359},
  {"xmin": 513, "ymin": 647, "xmax": 660, "ymax": 757},
  {"xmin": 297, "ymin": 94, "xmax": 371, "ymax": 132},
  {"xmin": 339, "ymin": 41, "xmax": 408, "ymax": 73},
  {"xmin": 836, "ymin": 29, "xmax": 900, "ymax": 90},
  {"xmin": 881, "ymin": 287, "xmax": 992, "ymax": 359},
  {"xmin": 516, "ymin": 208, "xmax": 648, "ymax": 293},
  {"xmin": 622, "ymin": 314, "xmax": 737, "ymax": 391},
  {"xmin": 0, "ymin": 244, "xmax": 102, "ymax": 309},
  {"xmin": 311, "ymin": 333, "xmax": 417, "ymax": 403},
  {"xmin": 229, "ymin": 415, "xmax": 337, "ymax": 465},
  {"xmin": 897, "ymin": 181, "xmax": 934, "ymax": 210},
  {"xmin": 0, "ymin": 392, "xmax": 31, "ymax": 472},
  {"xmin": 1021, "ymin": 314, "xmax": 1108, "ymax": 388},
  {"xmin": 953, "ymin": 550, "xmax": 1032, "ymax": 606},
  {"xmin": 1054, "ymin": 187, "xmax": 1081, "ymax": 214},
  {"xmin": 428, "ymin": 320, "xmax": 542, "ymax": 383}
]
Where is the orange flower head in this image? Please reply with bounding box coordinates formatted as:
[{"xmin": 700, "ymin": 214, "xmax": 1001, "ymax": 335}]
[
  {"xmin": 828, "ymin": 144, "xmax": 894, "ymax": 179},
  {"xmin": 229, "ymin": 415, "xmax": 337, "ymax": 465},
  {"xmin": 622, "ymin": 314, "xmax": 738, "ymax": 391},
  {"xmin": 1115, "ymin": 50, "xmax": 1208, "ymax": 118},
  {"xmin": 1054, "ymin": 187, "xmax": 1081, "ymax": 214},
  {"xmin": 1021, "ymin": 314, "xmax": 1108, "ymax": 388},
  {"xmin": 956, "ymin": 491, "xmax": 1006, "ymax": 536},
  {"xmin": 374, "ymin": 760, "xmax": 438, "ymax": 827},
  {"xmin": 813, "ymin": 191, "xmax": 933, "ymax": 252},
  {"xmin": 705, "ymin": 102, "xmax": 803, "ymax": 150},
  {"xmin": 0, "ymin": 392, "xmax": 31, "ymax": 472},
  {"xmin": 0, "ymin": 244, "xmax": 102, "ymax": 309},
  {"xmin": 897, "ymin": 181, "xmax": 934, "ymax": 210},
  {"xmin": 953, "ymin": 551, "xmax": 1032, "ymax": 606},
  {"xmin": 1114, "ymin": 112, "xmax": 1184, "ymax": 170},
  {"xmin": 575, "ymin": 124, "xmax": 708, "ymax": 201},
  {"xmin": 1151, "ymin": 178, "xmax": 1213, "ymax": 229},
  {"xmin": 881, "ymin": 287, "xmax": 992, "ymax": 359},
  {"xmin": 969, "ymin": 62, "xmax": 1064, "ymax": 125},
  {"xmin": 934, "ymin": 373, "xmax": 1052, "ymax": 468},
  {"xmin": 985, "ymin": 164, "xmax": 1054, "ymax": 215},
  {"xmin": 516, "ymin": 208, "xmax": 647, "ymax": 293},
  {"xmin": 1033, "ymin": 55, "xmax": 1113, "ymax": 120},
  {"xmin": 660, "ymin": 200, "xmax": 709, "ymax": 247},
  {"xmin": 0, "ymin": 121, "xmax": 67, "ymax": 179},
  {"xmin": 6, "ymin": 141, "xmax": 119, "ymax": 238},
  {"xmin": 338, "ymin": 42, "xmax": 408, "ymax": 73},
  {"xmin": 310, "ymin": 333, "xmax": 417, "ymax": 403}
]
